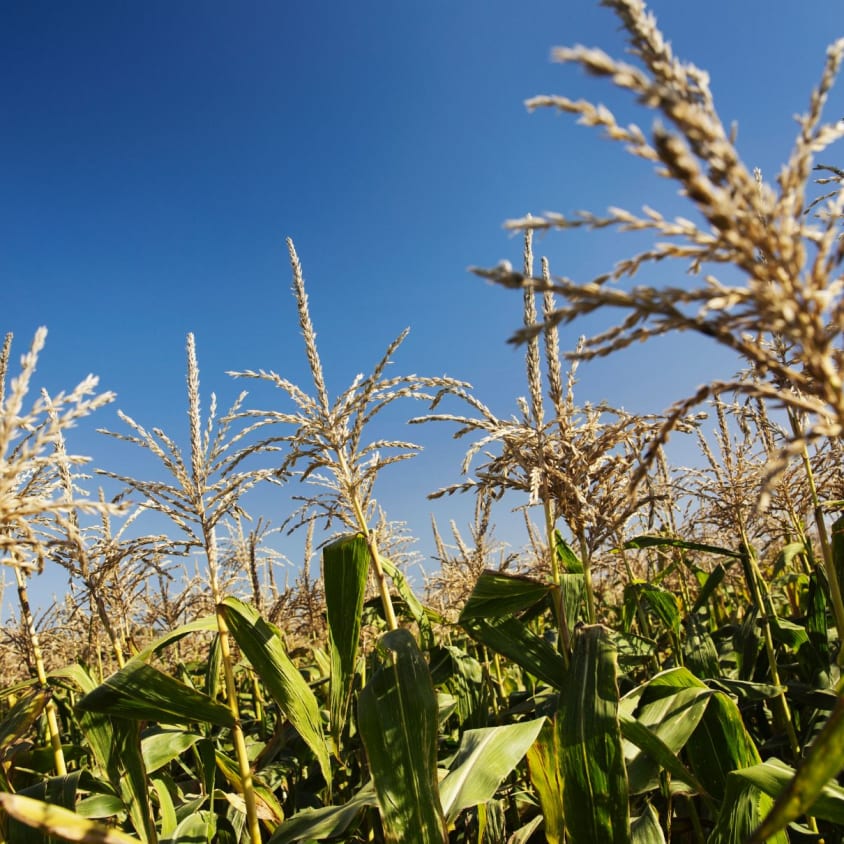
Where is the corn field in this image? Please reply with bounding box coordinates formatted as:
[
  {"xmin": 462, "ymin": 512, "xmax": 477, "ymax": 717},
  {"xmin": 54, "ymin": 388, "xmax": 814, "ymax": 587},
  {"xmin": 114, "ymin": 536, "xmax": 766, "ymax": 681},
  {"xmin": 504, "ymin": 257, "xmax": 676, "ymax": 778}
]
[{"xmin": 3, "ymin": 1, "xmax": 844, "ymax": 841}]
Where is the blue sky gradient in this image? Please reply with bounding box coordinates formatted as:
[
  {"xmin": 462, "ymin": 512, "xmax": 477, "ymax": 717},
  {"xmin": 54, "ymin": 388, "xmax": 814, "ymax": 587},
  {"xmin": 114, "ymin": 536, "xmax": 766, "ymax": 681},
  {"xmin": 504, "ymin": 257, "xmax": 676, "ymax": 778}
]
[{"xmin": 3, "ymin": 1, "xmax": 843, "ymax": 610}]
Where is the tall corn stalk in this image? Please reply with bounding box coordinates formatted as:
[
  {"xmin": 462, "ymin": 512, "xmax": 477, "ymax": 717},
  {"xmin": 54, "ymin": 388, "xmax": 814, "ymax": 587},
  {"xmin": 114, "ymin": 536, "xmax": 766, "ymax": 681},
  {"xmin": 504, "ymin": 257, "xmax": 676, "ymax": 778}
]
[
  {"xmin": 419, "ymin": 231, "xmax": 682, "ymax": 640},
  {"xmin": 99, "ymin": 333, "xmax": 274, "ymax": 844},
  {"xmin": 231, "ymin": 238, "xmax": 466, "ymax": 630},
  {"xmin": 0, "ymin": 329, "xmax": 117, "ymax": 775}
]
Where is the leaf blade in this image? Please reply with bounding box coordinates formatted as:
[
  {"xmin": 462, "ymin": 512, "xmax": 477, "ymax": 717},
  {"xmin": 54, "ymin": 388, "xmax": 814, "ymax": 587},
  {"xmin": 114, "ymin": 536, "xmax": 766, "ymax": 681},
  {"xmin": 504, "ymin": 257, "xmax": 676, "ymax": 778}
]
[{"xmin": 358, "ymin": 628, "xmax": 447, "ymax": 844}]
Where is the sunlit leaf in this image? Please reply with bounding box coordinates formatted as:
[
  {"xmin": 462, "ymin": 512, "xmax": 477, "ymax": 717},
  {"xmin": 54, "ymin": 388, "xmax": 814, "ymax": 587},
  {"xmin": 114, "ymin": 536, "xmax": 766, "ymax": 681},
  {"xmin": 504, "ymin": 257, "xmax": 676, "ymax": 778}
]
[
  {"xmin": 749, "ymin": 695, "xmax": 844, "ymax": 842},
  {"xmin": 323, "ymin": 534, "xmax": 368, "ymax": 744},
  {"xmin": 267, "ymin": 784, "xmax": 377, "ymax": 844},
  {"xmin": 625, "ymin": 536, "xmax": 741, "ymax": 558},
  {"xmin": 75, "ymin": 660, "xmax": 234, "ymax": 727},
  {"xmin": 141, "ymin": 728, "xmax": 201, "ymax": 774},
  {"xmin": 220, "ymin": 597, "xmax": 332, "ymax": 788},
  {"xmin": 525, "ymin": 718, "xmax": 565, "ymax": 844},
  {"xmin": 554, "ymin": 531, "xmax": 584, "ymax": 573},
  {"xmin": 735, "ymin": 758, "xmax": 844, "ymax": 825},
  {"xmin": 630, "ymin": 803, "xmax": 665, "ymax": 844},
  {"xmin": 461, "ymin": 615, "xmax": 566, "ymax": 689},
  {"xmin": 0, "ymin": 687, "xmax": 50, "ymax": 758},
  {"xmin": 358, "ymin": 628, "xmax": 447, "ymax": 844},
  {"xmin": 620, "ymin": 714, "xmax": 706, "ymax": 795},
  {"xmin": 641, "ymin": 667, "xmax": 761, "ymax": 802},
  {"xmin": 0, "ymin": 793, "xmax": 141, "ymax": 844},
  {"xmin": 460, "ymin": 570, "xmax": 552, "ymax": 621},
  {"xmin": 691, "ymin": 563, "xmax": 727, "ymax": 613},
  {"xmin": 215, "ymin": 749, "xmax": 285, "ymax": 825},
  {"xmin": 710, "ymin": 772, "xmax": 787, "ymax": 844},
  {"xmin": 438, "ymin": 718, "xmax": 545, "ymax": 823},
  {"xmin": 561, "ymin": 625, "xmax": 630, "ymax": 843}
]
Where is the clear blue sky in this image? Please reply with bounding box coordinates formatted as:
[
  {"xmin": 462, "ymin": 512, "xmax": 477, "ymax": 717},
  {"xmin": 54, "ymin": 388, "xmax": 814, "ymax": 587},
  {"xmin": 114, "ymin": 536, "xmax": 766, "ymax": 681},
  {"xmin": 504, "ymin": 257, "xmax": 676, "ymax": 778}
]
[{"xmin": 3, "ymin": 1, "xmax": 842, "ymax": 611}]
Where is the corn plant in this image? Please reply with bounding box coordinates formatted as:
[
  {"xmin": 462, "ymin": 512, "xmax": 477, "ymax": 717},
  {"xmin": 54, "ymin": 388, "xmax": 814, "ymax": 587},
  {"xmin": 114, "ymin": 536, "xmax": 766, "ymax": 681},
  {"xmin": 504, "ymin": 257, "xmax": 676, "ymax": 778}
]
[
  {"xmin": 230, "ymin": 238, "xmax": 467, "ymax": 631},
  {"xmin": 97, "ymin": 333, "xmax": 278, "ymax": 843},
  {"xmin": 0, "ymin": 329, "xmax": 117, "ymax": 778}
]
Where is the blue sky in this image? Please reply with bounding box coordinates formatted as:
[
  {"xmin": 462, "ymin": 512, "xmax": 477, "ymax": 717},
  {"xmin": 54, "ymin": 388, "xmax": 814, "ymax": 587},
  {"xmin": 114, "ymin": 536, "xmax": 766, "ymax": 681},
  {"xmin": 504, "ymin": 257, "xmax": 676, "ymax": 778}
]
[{"xmin": 3, "ymin": 1, "xmax": 843, "ymax": 611}]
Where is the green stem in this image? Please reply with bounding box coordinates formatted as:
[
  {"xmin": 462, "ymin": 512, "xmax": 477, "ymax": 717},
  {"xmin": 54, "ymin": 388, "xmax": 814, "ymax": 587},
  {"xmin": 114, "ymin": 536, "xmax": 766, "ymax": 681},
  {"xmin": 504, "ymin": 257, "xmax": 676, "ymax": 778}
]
[
  {"xmin": 578, "ymin": 531, "xmax": 597, "ymax": 625},
  {"xmin": 544, "ymin": 502, "xmax": 570, "ymax": 669},
  {"xmin": 354, "ymin": 509, "xmax": 398, "ymax": 630},
  {"xmin": 788, "ymin": 409, "xmax": 844, "ymax": 656},
  {"xmin": 206, "ymin": 529, "xmax": 262, "ymax": 844},
  {"xmin": 339, "ymin": 451, "xmax": 398, "ymax": 631},
  {"xmin": 14, "ymin": 566, "xmax": 66, "ymax": 776},
  {"xmin": 740, "ymin": 539, "xmax": 801, "ymax": 762}
]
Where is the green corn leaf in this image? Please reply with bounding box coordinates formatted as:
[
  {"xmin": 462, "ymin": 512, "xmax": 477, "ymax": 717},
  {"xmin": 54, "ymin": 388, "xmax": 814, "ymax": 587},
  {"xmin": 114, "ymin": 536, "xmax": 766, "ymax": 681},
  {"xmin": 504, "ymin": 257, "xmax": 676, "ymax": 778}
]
[
  {"xmin": 53, "ymin": 665, "xmax": 155, "ymax": 843},
  {"xmin": 132, "ymin": 615, "xmax": 219, "ymax": 663},
  {"xmin": 140, "ymin": 728, "xmax": 201, "ymax": 773},
  {"xmin": 149, "ymin": 775, "xmax": 177, "ymax": 838},
  {"xmin": 624, "ymin": 535, "xmax": 742, "ymax": 558},
  {"xmin": 267, "ymin": 783, "xmax": 377, "ymax": 844},
  {"xmin": 683, "ymin": 614, "xmax": 720, "ymax": 679},
  {"xmin": 620, "ymin": 676, "xmax": 710, "ymax": 739},
  {"xmin": 770, "ymin": 615, "xmax": 809, "ymax": 650},
  {"xmin": 509, "ymin": 816, "xmax": 545, "ymax": 843},
  {"xmin": 460, "ymin": 570, "xmax": 552, "ymax": 621},
  {"xmin": 525, "ymin": 718, "xmax": 565, "ymax": 844},
  {"xmin": 429, "ymin": 645, "xmax": 490, "ymax": 730},
  {"xmin": 13, "ymin": 772, "xmax": 83, "ymax": 844},
  {"xmin": 323, "ymin": 534, "xmax": 369, "ymax": 743},
  {"xmin": 171, "ymin": 795, "xmax": 207, "ymax": 833},
  {"xmin": 196, "ymin": 737, "xmax": 217, "ymax": 800},
  {"xmin": 358, "ymin": 628, "xmax": 447, "ymax": 844},
  {"xmin": 621, "ymin": 582, "xmax": 641, "ymax": 634},
  {"xmin": 476, "ymin": 799, "xmax": 506, "ymax": 843},
  {"xmin": 630, "ymin": 803, "xmax": 666, "ymax": 844},
  {"xmin": 215, "ymin": 749, "xmax": 286, "ymax": 825},
  {"xmin": 772, "ymin": 541, "xmax": 807, "ymax": 576},
  {"xmin": 52, "ymin": 665, "xmax": 113, "ymax": 780},
  {"xmin": 554, "ymin": 531, "xmax": 584, "ymax": 573},
  {"xmin": 832, "ymin": 514, "xmax": 844, "ymax": 594},
  {"xmin": 619, "ymin": 715, "xmax": 706, "ymax": 795},
  {"xmin": 641, "ymin": 667, "xmax": 761, "ymax": 802},
  {"xmin": 691, "ymin": 563, "xmax": 727, "ymax": 613},
  {"xmin": 169, "ymin": 809, "xmax": 216, "ymax": 843},
  {"xmin": 708, "ymin": 679, "xmax": 785, "ymax": 701},
  {"xmin": 689, "ymin": 691, "xmax": 763, "ymax": 803},
  {"xmin": 559, "ymin": 573, "xmax": 586, "ymax": 631},
  {"xmin": 0, "ymin": 687, "xmax": 50, "ymax": 758},
  {"xmin": 438, "ymin": 717, "xmax": 546, "ymax": 823},
  {"xmin": 611, "ymin": 629, "xmax": 657, "ymax": 673},
  {"xmin": 710, "ymin": 772, "xmax": 787, "ymax": 844},
  {"xmin": 109, "ymin": 718, "xmax": 158, "ymax": 844},
  {"xmin": 802, "ymin": 568, "xmax": 831, "ymax": 685},
  {"xmin": 0, "ymin": 792, "xmax": 141, "ymax": 844},
  {"xmin": 75, "ymin": 793, "xmax": 125, "ymax": 820},
  {"xmin": 734, "ymin": 758, "xmax": 844, "ymax": 825},
  {"xmin": 379, "ymin": 552, "xmax": 442, "ymax": 647},
  {"xmin": 735, "ymin": 606, "xmax": 763, "ymax": 681},
  {"xmin": 461, "ymin": 615, "xmax": 566, "ymax": 689},
  {"xmin": 560, "ymin": 625, "xmax": 630, "ymax": 844},
  {"xmin": 75, "ymin": 659, "xmax": 234, "ymax": 728},
  {"xmin": 219, "ymin": 597, "xmax": 332, "ymax": 788},
  {"xmin": 624, "ymin": 582, "xmax": 680, "ymax": 635},
  {"xmin": 204, "ymin": 631, "xmax": 223, "ymax": 700},
  {"xmin": 748, "ymin": 694, "xmax": 844, "ymax": 843},
  {"xmin": 458, "ymin": 569, "xmax": 565, "ymax": 688}
]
